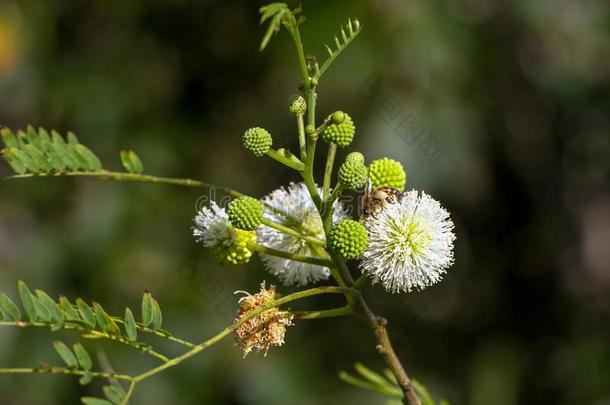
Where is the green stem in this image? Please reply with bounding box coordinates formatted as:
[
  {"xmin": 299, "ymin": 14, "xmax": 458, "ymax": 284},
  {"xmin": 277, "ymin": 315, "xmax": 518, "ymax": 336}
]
[
  {"xmin": 297, "ymin": 114, "xmax": 307, "ymax": 161},
  {"xmin": 265, "ymin": 149, "xmax": 305, "ymax": 171},
  {"xmin": 249, "ymin": 243, "xmax": 334, "ymax": 268},
  {"xmin": 121, "ymin": 380, "xmax": 137, "ymax": 405},
  {"xmin": 0, "ymin": 366, "xmax": 133, "ymax": 382},
  {"xmin": 293, "ymin": 304, "xmax": 354, "ymax": 319},
  {"xmin": 0, "ymin": 321, "xmax": 169, "ymax": 363},
  {"xmin": 322, "ymin": 183, "xmax": 343, "ymax": 235},
  {"xmin": 132, "ymin": 286, "xmax": 358, "ymax": 383},
  {"xmin": 287, "ymin": 21, "xmax": 310, "ymax": 88},
  {"xmin": 322, "ymin": 143, "xmax": 337, "ymax": 200},
  {"xmin": 4, "ymin": 171, "xmax": 243, "ymax": 198},
  {"xmin": 353, "ymin": 274, "xmax": 368, "ymax": 289},
  {"xmin": 260, "ymin": 218, "xmax": 326, "ymax": 247},
  {"xmin": 108, "ymin": 320, "xmax": 197, "ymax": 350},
  {"xmin": 329, "ymin": 183, "xmax": 344, "ymax": 204}
]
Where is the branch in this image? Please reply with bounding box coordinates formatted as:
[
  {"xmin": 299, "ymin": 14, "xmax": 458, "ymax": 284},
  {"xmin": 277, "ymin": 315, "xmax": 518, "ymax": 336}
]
[
  {"xmin": 0, "ymin": 366, "xmax": 133, "ymax": 382},
  {"xmin": 3, "ymin": 171, "xmax": 242, "ymax": 198}
]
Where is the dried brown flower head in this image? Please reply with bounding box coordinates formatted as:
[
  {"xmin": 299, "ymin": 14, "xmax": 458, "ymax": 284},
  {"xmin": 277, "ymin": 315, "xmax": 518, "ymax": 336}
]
[{"xmin": 233, "ymin": 284, "xmax": 293, "ymax": 357}]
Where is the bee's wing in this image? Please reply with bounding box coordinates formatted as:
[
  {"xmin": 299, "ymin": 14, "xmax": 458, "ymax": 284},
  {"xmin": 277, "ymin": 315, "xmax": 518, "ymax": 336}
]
[{"xmin": 360, "ymin": 178, "xmax": 372, "ymax": 216}]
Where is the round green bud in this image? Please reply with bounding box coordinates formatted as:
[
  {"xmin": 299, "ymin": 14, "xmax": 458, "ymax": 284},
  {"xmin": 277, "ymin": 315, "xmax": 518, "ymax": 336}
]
[
  {"xmin": 309, "ymin": 77, "xmax": 318, "ymax": 87},
  {"xmin": 345, "ymin": 151, "xmax": 365, "ymax": 165},
  {"xmin": 338, "ymin": 159, "xmax": 368, "ymax": 190},
  {"xmin": 331, "ymin": 111, "xmax": 345, "ymax": 125},
  {"xmin": 305, "ymin": 124, "xmax": 316, "ymax": 136},
  {"xmin": 243, "ymin": 127, "xmax": 272, "ymax": 157},
  {"xmin": 369, "ymin": 158, "xmax": 407, "ymax": 191},
  {"xmin": 227, "ymin": 196, "xmax": 264, "ymax": 231},
  {"xmin": 329, "ymin": 220, "xmax": 368, "ymax": 260},
  {"xmin": 212, "ymin": 229, "xmax": 256, "ymax": 265},
  {"xmin": 321, "ymin": 113, "xmax": 355, "ymax": 147},
  {"xmin": 288, "ymin": 95, "xmax": 307, "ymax": 115}
]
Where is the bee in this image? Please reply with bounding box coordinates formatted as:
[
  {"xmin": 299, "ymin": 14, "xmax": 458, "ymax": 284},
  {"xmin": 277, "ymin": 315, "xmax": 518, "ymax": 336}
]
[{"xmin": 361, "ymin": 180, "xmax": 403, "ymax": 218}]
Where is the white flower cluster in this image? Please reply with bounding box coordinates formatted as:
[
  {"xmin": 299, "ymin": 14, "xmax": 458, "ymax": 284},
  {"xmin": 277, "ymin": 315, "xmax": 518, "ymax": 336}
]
[
  {"xmin": 257, "ymin": 182, "xmax": 349, "ymax": 286},
  {"xmin": 193, "ymin": 185, "xmax": 455, "ymax": 293},
  {"xmin": 360, "ymin": 190, "xmax": 455, "ymax": 293}
]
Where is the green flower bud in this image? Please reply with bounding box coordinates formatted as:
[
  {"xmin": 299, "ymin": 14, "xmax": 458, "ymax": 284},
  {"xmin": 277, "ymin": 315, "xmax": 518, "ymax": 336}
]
[
  {"xmin": 329, "ymin": 220, "xmax": 368, "ymax": 260},
  {"xmin": 331, "ymin": 111, "xmax": 345, "ymax": 124},
  {"xmin": 305, "ymin": 124, "xmax": 316, "ymax": 136},
  {"xmin": 338, "ymin": 159, "xmax": 368, "ymax": 190},
  {"xmin": 243, "ymin": 127, "xmax": 272, "ymax": 157},
  {"xmin": 369, "ymin": 158, "xmax": 406, "ymax": 191},
  {"xmin": 228, "ymin": 196, "xmax": 264, "ymax": 231},
  {"xmin": 345, "ymin": 151, "xmax": 365, "ymax": 165},
  {"xmin": 321, "ymin": 113, "xmax": 355, "ymax": 147},
  {"xmin": 288, "ymin": 95, "xmax": 307, "ymax": 115},
  {"xmin": 212, "ymin": 229, "xmax": 256, "ymax": 265}
]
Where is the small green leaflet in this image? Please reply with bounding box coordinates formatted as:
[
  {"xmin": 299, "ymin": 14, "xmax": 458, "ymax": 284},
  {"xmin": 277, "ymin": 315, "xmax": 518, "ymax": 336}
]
[
  {"xmin": 53, "ymin": 341, "xmax": 78, "ymax": 368},
  {"xmin": 0, "ymin": 293, "xmax": 21, "ymax": 321},
  {"xmin": 120, "ymin": 150, "xmax": 144, "ymax": 174},
  {"xmin": 18, "ymin": 281, "xmax": 37, "ymax": 322},
  {"xmin": 73, "ymin": 343, "xmax": 92, "ymax": 371},
  {"xmin": 76, "ymin": 298, "xmax": 96, "ymax": 329},
  {"xmin": 124, "ymin": 307, "xmax": 138, "ymax": 341}
]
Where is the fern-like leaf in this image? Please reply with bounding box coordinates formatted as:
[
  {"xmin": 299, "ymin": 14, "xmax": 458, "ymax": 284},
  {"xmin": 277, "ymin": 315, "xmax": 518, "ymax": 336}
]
[
  {"xmin": 258, "ymin": 3, "xmax": 292, "ymax": 51},
  {"xmin": 319, "ymin": 18, "xmax": 361, "ymax": 77},
  {"xmin": 340, "ymin": 363, "xmax": 449, "ymax": 405},
  {"xmin": 0, "ymin": 126, "xmax": 103, "ymax": 175}
]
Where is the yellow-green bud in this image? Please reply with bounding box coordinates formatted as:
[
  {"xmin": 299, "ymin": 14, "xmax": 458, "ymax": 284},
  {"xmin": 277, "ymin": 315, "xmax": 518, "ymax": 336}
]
[
  {"xmin": 338, "ymin": 159, "xmax": 368, "ymax": 190},
  {"xmin": 243, "ymin": 127, "xmax": 272, "ymax": 157},
  {"xmin": 329, "ymin": 220, "xmax": 368, "ymax": 260},
  {"xmin": 287, "ymin": 95, "xmax": 307, "ymax": 115},
  {"xmin": 212, "ymin": 229, "xmax": 256, "ymax": 265},
  {"xmin": 321, "ymin": 113, "xmax": 355, "ymax": 148},
  {"xmin": 345, "ymin": 151, "xmax": 365, "ymax": 165},
  {"xmin": 331, "ymin": 111, "xmax": 345, "ymax": 124},
  {"xmin": 227, "ymin": 196, "xmax": 264, "ymax": 231},
  {"xmin": 369, "ymin": 158, "xmax": 406, "ymax": 191},
  {"xmin": 305, "ymin": 124, "xmax": 316, "ymax": 136}
]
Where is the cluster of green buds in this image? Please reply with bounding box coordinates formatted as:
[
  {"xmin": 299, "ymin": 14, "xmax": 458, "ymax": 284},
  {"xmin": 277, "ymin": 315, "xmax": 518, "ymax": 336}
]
[
  {"xmin": 321, "ymin": 111, "xmax": 356, "ymax": 147},
  {"xmin": 236, "ymin": 98, "xmax": 410, "ymax": 271}
]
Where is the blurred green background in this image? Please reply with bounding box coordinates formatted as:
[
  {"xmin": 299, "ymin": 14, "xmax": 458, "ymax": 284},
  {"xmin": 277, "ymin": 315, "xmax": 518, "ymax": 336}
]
[{"xmin": 1, "ymin": 0, "xmax": 609, "ymax": 404}]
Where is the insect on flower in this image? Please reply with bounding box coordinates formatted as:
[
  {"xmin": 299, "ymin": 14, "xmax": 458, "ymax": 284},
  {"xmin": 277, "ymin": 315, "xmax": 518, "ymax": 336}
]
[{"xmin": 361, "ymin": 179, "xmax": 404, "ymax": 218}]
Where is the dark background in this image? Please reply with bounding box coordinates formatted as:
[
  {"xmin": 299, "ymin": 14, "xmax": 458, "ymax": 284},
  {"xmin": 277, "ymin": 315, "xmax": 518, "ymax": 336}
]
[{"xmin": 0, "ymin": 1, "xmax": 609, "ymax": 404}]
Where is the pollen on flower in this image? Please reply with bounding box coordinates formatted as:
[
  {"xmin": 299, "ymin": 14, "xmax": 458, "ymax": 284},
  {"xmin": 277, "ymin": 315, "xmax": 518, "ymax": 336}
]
[{"xmin": 233, "ymin": 284, "xmax": 293, "ymax": 357}]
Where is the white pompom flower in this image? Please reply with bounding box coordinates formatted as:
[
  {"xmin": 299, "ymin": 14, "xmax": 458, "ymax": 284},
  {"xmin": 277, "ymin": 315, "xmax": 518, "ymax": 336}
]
[
  {"xmin": 257, "ymin": 182, "xmax": 349, "ymax": 286},
  {"xmin": 193, "ymin": 202, "xmax": 256, "ymax": 265},
  {"xmin": 360, "ymin": 190, "xmax": 455, "ymax": 293}
]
